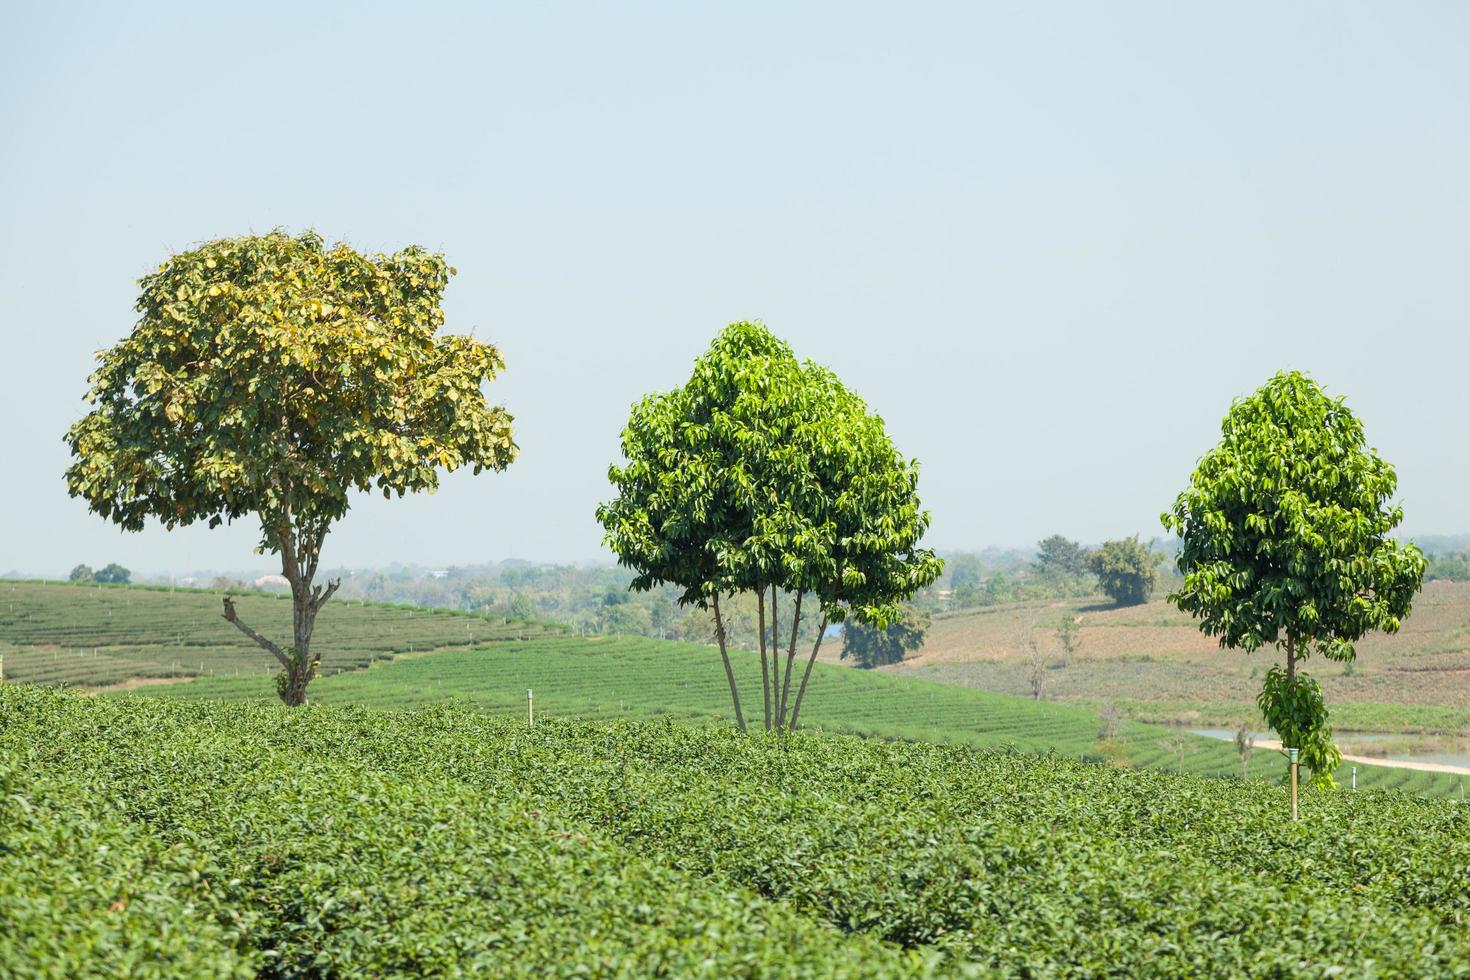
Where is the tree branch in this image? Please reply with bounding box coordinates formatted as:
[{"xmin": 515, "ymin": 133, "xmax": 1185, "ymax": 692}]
[
  {"xmin": 221, "ymin": 596, "xmax": 291, "ymax": 669},
  {"xmin": 312, "ymin": 577, "xmax": 341, "ymax": 612}
]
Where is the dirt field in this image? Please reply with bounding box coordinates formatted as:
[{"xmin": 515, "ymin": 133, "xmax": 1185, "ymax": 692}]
[{"xmin": 888, "ymin": 580, "xmax": 1470, "ymax": 730}]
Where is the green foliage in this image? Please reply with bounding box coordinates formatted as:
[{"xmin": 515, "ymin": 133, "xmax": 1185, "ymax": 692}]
[
  {"xmin": 599, "ymin": 321, "xmax": 940, "ymax": 625},
  {"xmin": 1162, "ymin": 371, "xmax": 1426, "ymax": 785},
  {"xmin": 94, "ymin": 563, "xmax": 131, "ymax": 585},
  {"xmin": 1090, "ymin": 535, "xmax": 1157, "ymax": 606},
  {"xmin": 67, "ymin": 564, "xmax": 94, "ymax": 582},
  {"xmin": 1258, "ymin": 666, "xmax": 1342, "ymax": 788},
  {"xmin": 597, "ymin": 321, "xmax": 942, "ymax": 729},
  {"xmin": 8, "ymin": 686, "xmax": 1470, "ymax": 975},
  {"xmin": 1035, "ymin": 534, "xmax": 1091, "ymax": 578},
  {"xmin": 1162, "ymin": 371, "xmax": 1424, "ymax": 659},
  {"xmin": 840, "ymin": 604, "xmax": 930, "ymax": 668},
  {"xmin": 1427, "ymin": 550, "xmax": 1470, "ymax": 582}
]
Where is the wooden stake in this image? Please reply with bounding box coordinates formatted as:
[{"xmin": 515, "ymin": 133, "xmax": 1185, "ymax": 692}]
[{"xmin": 1288, "ymin": 747, "xmax": 1300, "ymax": 821}]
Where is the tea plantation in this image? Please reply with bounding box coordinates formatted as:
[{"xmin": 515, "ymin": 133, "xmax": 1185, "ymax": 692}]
[
  {"xmin": 144, "ymin": 637, "xmax": 1470, "ymax": 797},
  {"xmin": 0, "ymin": 581, "xmax": 562, "ymax": 686},
  {"xmin": 4, "ymin": 686, "xmax": 1469, "ymax": 977}
]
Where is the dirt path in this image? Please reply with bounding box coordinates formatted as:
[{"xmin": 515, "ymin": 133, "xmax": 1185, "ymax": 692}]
[
  {"xmin": 1252, "ymin": 737, "xmax": 1470, "ymax": 776},
  {"xmin": 77, "ymin": 675, "xmax": 196, "ymax": 695}
]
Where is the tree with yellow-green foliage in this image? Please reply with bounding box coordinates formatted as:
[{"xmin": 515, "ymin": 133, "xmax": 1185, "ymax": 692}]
[{"xmin": 64, "ymin": 230, "xmax": 517, "ymax": 705}]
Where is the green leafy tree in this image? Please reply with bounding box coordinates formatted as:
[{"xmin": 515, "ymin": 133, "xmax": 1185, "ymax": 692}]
[
  {"xmin": 68, "ymin": 564, "xmax": 95, "ymax": 583},
  {"xmin": 840, "ymin": 604, "xmax": 931, "ymax": 669},
  {"xmin": 64, "ymin": 230, "xmax": 517, "ymax": 705},
  {"xmin": 94, "ymin": 563, "xmax": 131, "ymax": 585},
  {"xmin": 1090, "ymin": 536, "xmax": 1156, "ymax": 606},
  {"xmin": 598, "ymin": 321, "xmax": 943, "ymax": 732},
  {"xmin": 1054, "ymin": 613, "xmax": 1081, "ymax": 667},
  {"xmin": 1036, "ymin": 535, "xmax": 1090, "ymax": 578},
  {"xmin": 1162, "ymin": 371, "xmax": 1425, "ymax": 788}
]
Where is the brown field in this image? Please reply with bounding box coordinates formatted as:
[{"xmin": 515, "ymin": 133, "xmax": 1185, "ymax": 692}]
[{"xmin": 885, "ymin": 580, "xmax": 1470, "ymax": 731}]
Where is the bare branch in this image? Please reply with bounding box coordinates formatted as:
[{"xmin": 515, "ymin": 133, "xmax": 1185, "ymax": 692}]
[
  {"xmin": 312, "ymin": 577, "xmax": 341, "ymax": 612},
  {"xmin": 221, "ymin": 596, "xmax": 290, "ymax": 669}
]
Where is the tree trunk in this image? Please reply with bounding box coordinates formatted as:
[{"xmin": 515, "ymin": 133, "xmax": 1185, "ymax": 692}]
[
  {"xmin": 1283, "ymin": 636, "xmax": 1297, "ymax": 749},
  {"xmin": 221, "ymin": 521, "xmax": 338, "ymax": 707},
  {"xmin": 778, "ymin": 591, "xmax": 802, "ymax": 730},
  {"xmin": 756, "ymin": 589, "xmax": 771, "ymax": 730},
  {"xmin": 713, "ymin": 593, "xmax": 746, "ymax": 732},
  {"xmin": 787, "ymin": 614, "xmax": 830, "ymax": 731}
]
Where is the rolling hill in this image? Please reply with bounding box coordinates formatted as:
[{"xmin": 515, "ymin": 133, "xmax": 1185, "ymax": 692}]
[
  {"xmin": 900, "ymin": 580, "xmax": 1470, "ymax": 737},
  {"xmin": 3, "ymin": 581, "xmax": 1466, "ymax": 795}
]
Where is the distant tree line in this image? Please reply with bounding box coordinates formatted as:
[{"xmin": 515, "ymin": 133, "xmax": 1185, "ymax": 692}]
[
  {"xmin": 1425, "ymin": 550, "xmax": 1470, "ymax": 582},
  {"xmin": 68, "ymin": 563, "xmax": 131, "ymax": 585}
]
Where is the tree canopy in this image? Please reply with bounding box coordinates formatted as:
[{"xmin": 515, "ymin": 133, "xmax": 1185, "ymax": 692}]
[
  {"xmin": 65, "ymin": 230, "xmax": 517, "ymax": 704},
  {"xmin": 1161, "ymin": 371, "xmax": 1425, "ymax": 787},
  {"xmin": 1035, "ymin": 535, "xmax": 1091, "ymax": 579},
  {"xmin": 1090, "ymin": 536, "xmax": 1156, "ymax": 607},
  {"xmin": 840, "ymin": 604, "xmax": 931, "ymax": 669},
  {"xmin": 598, "ymin": 321, "xmax": 942, "ymax": 731}
]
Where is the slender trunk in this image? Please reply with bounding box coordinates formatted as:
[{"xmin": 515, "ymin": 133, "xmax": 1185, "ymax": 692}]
[
  {"xmin": 787, "ymin": 614, "xmax": 830, "ymax": 731},
  {"xmin": 769, "ymin": 586, "xmax": 779, "ymax": 729},
  {"xmin": 713, "ymin": 593, "xmax": 746, "ymax": 732},
  {"xmin": 1283, "ymin": 636, "xmax": 1297, "ymax": 750},
  {"xmin": 778, "ymin": 591, "xmax": 802, "ymax": 729},
  {"xmin": 756, "ymin": 589, "xmax": 771, "ymax": 730}
]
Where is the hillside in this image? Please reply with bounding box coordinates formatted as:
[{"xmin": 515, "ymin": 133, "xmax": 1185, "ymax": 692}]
[
  {"xmin": 0, "ymin": 580, "xmax": 563, "ymax": 688},
  {"xmin": 5, "ymin": 581, "xmax": 1464, "ymax": 795},
  {"xmin": 145, "ymin": 637, "xmax": 1467, "ymax": 796},
  {"xmin": 901, "ymin": 580, "xmax": 1470, "ymax": 736},
  {"xmin": 5, "ymin": 686, "xmax": 1470, "ymax": 976}
]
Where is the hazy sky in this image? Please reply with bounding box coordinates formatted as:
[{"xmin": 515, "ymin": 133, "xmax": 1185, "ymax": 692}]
[{"xmin": 2, "ymin": 2, "xmax": 1467, "ymax": 577}]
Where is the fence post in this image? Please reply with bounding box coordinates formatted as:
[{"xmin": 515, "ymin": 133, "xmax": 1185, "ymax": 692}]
[
  {"xmin": 1351, "ymin": 766, "xmax": 1357, "ymax": 792},
  {"xmin": 528, "ymin": 688, "xmax": 534, "ymax": 726}
]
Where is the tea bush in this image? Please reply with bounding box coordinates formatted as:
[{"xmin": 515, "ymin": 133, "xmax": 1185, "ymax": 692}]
[{"xmin": 4, "ymin": 686, "xmax": 1469, "ymax": 976}]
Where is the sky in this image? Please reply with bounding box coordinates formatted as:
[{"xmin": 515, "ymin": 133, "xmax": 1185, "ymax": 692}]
[{"xmin": 1, "ymin": 1, "xmax": 1467, "ymax": 577}]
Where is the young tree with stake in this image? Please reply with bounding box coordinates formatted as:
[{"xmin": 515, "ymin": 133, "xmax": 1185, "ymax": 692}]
[
  {"xmin": 597, "ymin": 322, "xmax": 942, "ymax": 732},
  {"xmin": 65, "ymin": 230, "xmax": 517, "ymax": 705},
  {"xmin": 1162, "ymin": 371, "xmax": 1424, "ymax": 789}
]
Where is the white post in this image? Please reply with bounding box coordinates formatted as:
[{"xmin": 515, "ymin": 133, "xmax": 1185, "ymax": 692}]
[
  {"xmin": 1287, "ymin": 747, "xmax": 1300, "ymax": 821},
  {"xmin": 1351, "ymin": 766, "xmax": 1357, "ymax": 791},
  {"xmin": 528, "ymin": 688, "xmax": 534, "ymax": 726}
]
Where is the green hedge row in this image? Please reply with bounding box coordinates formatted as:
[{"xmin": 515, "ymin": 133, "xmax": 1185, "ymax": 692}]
[{"xmin": 5, "ymin": 685, "xmax": 1470, "ymax": 976}]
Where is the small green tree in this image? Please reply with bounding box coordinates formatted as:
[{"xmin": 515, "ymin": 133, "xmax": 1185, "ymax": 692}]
[
  {"xmin": 840, "ymin": 604, "xmax": 931, "ymax": 669},
  {"xmin": 68, "ymin": 564, "xmax": 95, "ymax": 583},
  {"xmin": 1162, "ymin": 371, "xmax": 1425, "ymax": 787},
  {"xmin": 598, "ymin": 321, "xmax": 942, "ymax": 732},
  {"xmin": 1235, "ymin": 723, "xmax": 1256, "ymax": 781},
  {"xmin": 1036, "ymin": 535, "xmax": 1090, "ymax": 578},
  {"xmin": 1054, "ymin": 613, "xmax": 1082, "ymax": 667},
  {"xmin": 1090, "ymin": 536, "xmax": 1156, "ymax": 606},
  {"xmin": 95, "ymin": 563, "xmax": 131, "ymax": 585},
  {"xmin": 65, "ymin": 230, "xmax": 517, "ymax": 705}
]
